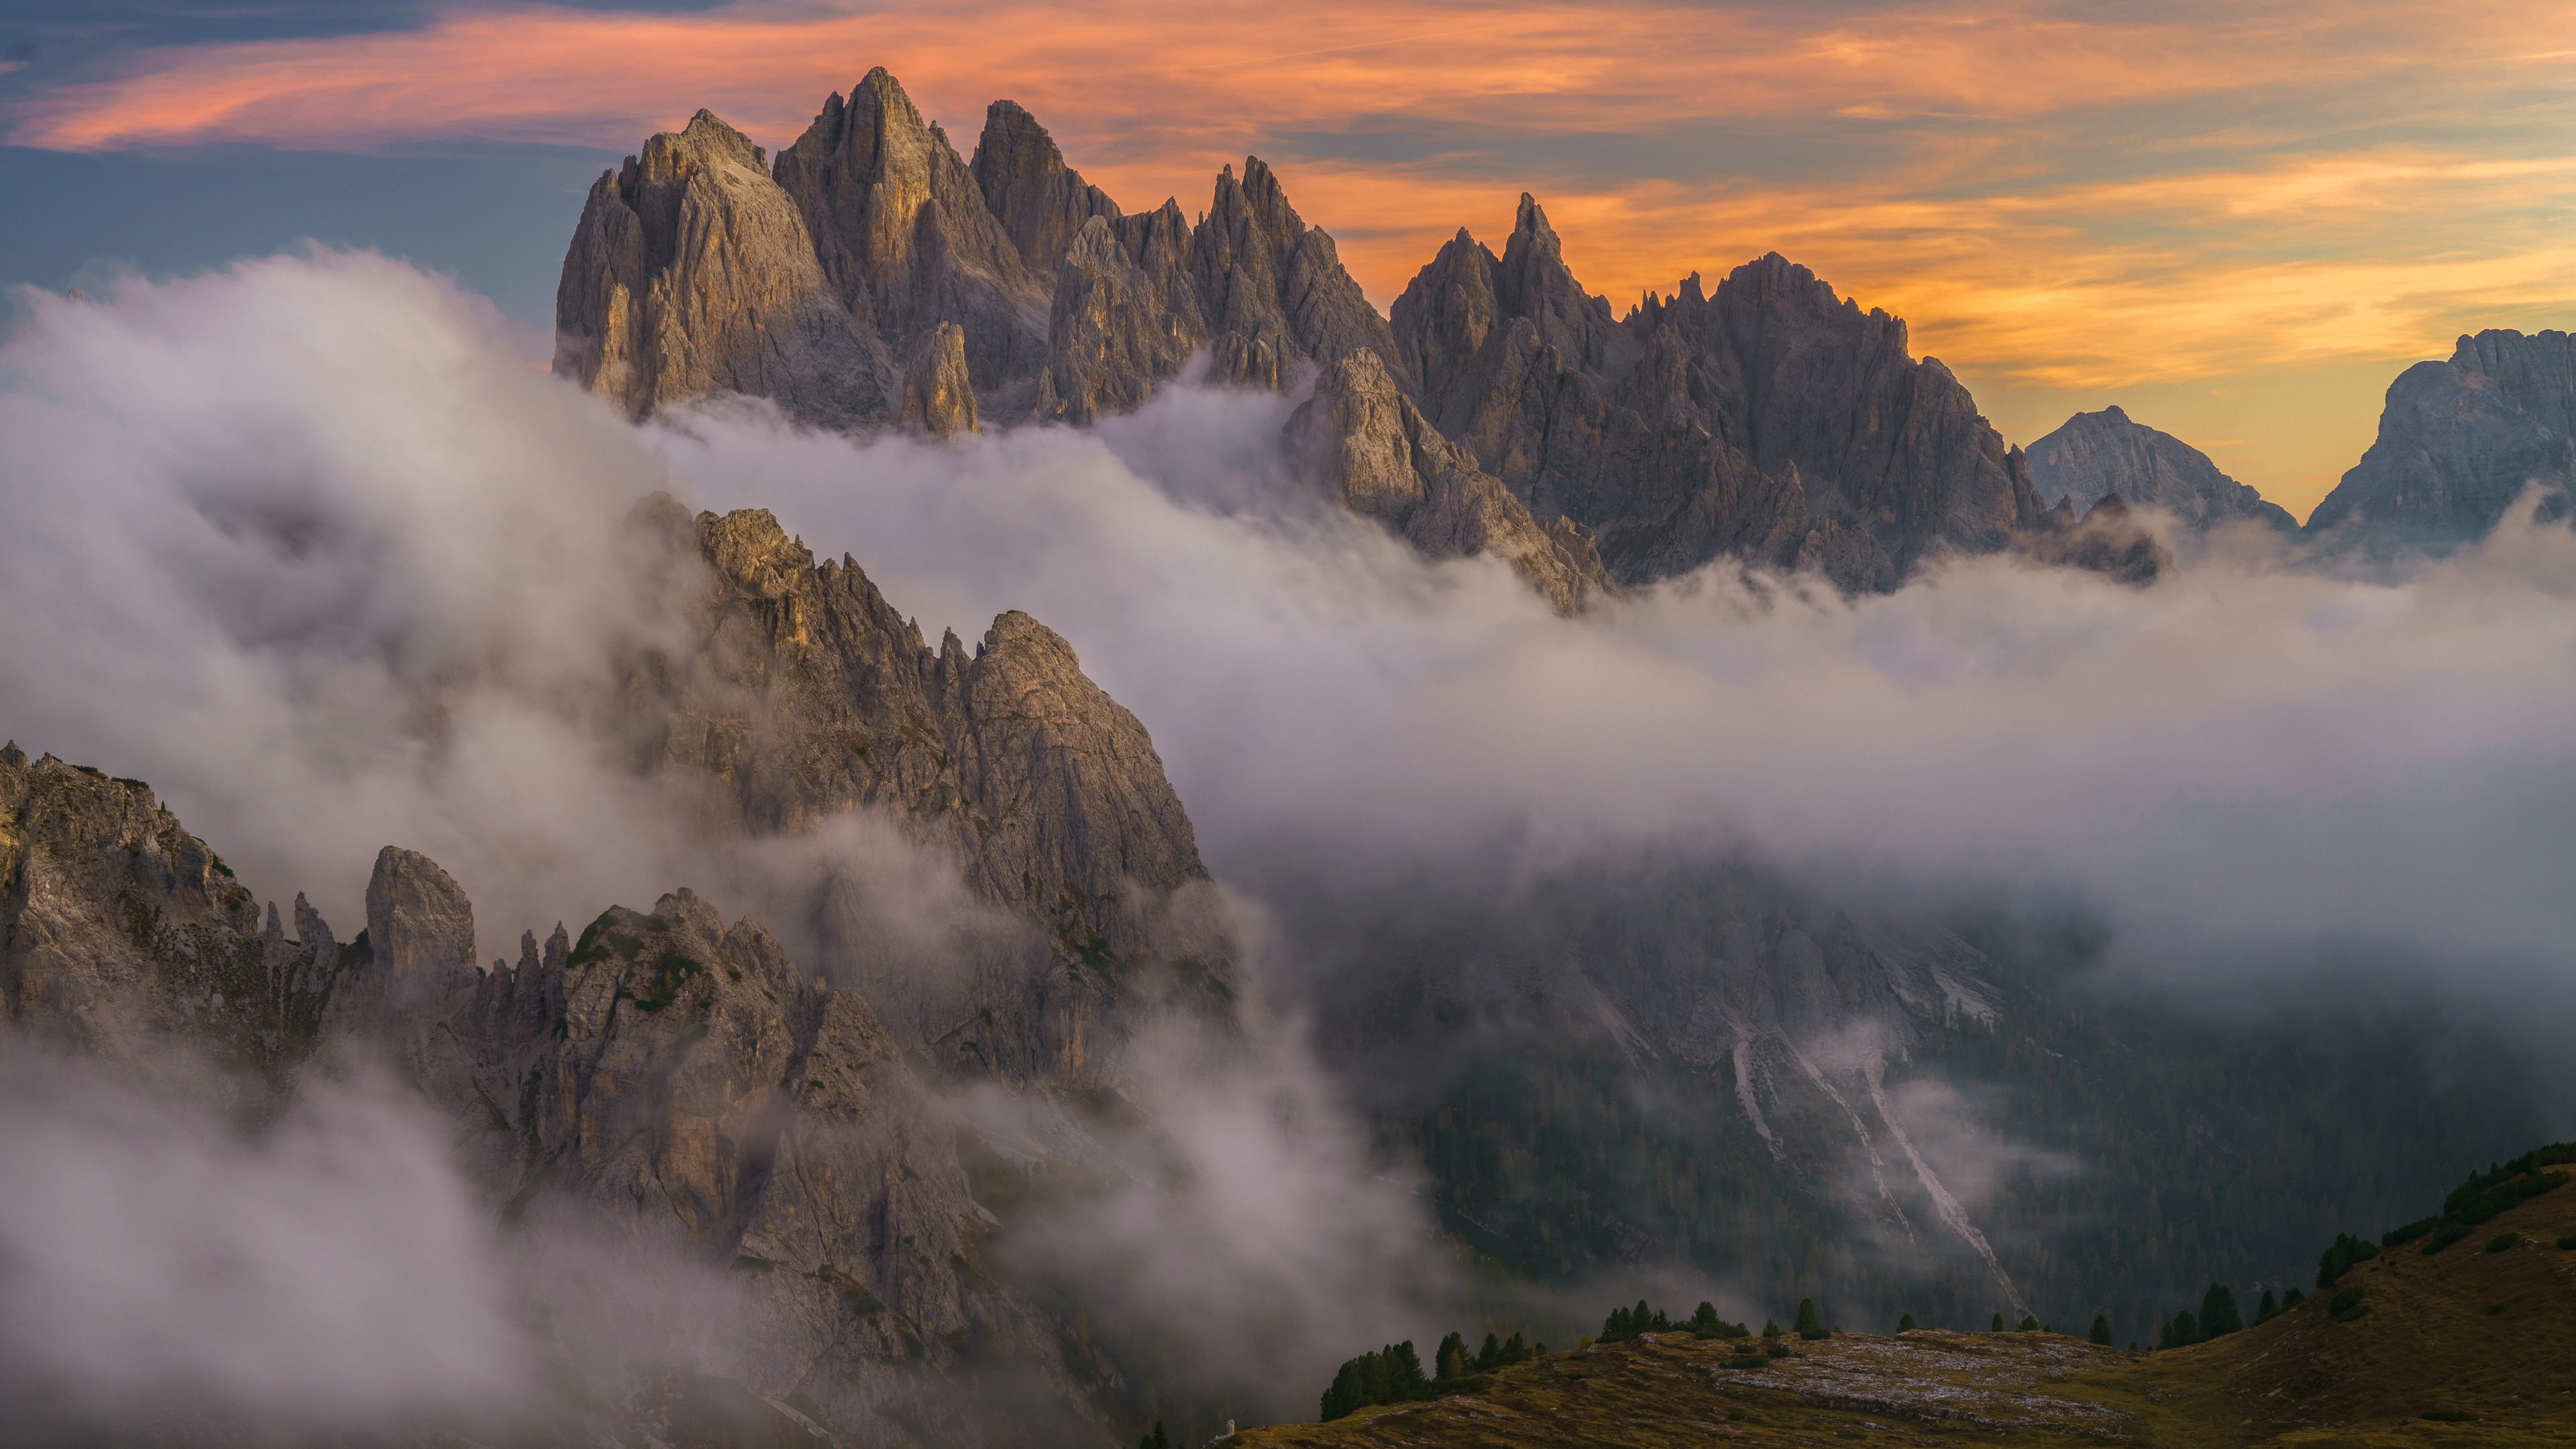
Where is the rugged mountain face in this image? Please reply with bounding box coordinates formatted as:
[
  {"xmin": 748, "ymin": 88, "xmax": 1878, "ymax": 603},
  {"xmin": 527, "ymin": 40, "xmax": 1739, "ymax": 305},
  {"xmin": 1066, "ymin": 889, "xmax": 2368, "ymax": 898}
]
[
  {"xmin": 771, "ymin": 68, "xmax": 1055, "ymax": 408},
  {"xmin": 0, "ymin": 750, "xmax": 1106, "ymax": 1444},
  {"xmin": 0, "ymin": 745, "xmax": 343, "ymax": 1089},
  {"xmin": 554, "ymin": 109, "xmax": 893, "ymax": 428},
  {"xmin": 1389, "ymin": 200, "xmax": 2039, "ymax": 590},
  {"xmin": 1287, "ymin": 350, "xmax": 1608, "ymax": 612},
  {"xmin": 553, "ymin": 75, "xmax": 2101, "ymax": 601},
  {"xmin": 2027, "ymin": 406, "xmax": 2297, "ymax": 531},
  {"xmin": 2306, "ymin": 329, "xmax": 2576, "ymax": 545},
  {"xmin": 626, "ymin": 500, "xmax": 1235, "ymax": 1087}
]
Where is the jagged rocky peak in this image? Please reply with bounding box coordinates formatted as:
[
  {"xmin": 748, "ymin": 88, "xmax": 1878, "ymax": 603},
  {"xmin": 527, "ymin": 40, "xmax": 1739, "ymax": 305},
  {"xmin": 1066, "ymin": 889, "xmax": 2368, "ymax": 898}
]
[
  {"xmin": 970, "ymin": 98, "xmax": 1122, "ymax": 276},
  {"xmin": 554, "ymin": 107, "xmax": 894, "ymax": 428},
  {"xmin": 2018, "ymin": 490, "xmax": 2171, "ymax": 585},
  {"xmin": 362, "ymin": 845, "xmax": 476, "ymax": 988},
  {"xmin": 1288, "ymin": 348, "xmax": 1608, "ymax": 613},
  {"xmin": 0, "ymin": 743, "xmax": 328, "ymax": 1079},
  {"xmin": 773, "ymin": 67, "xmax": 1052, "ymax": 399},
  {"xmin": 1685, "ymin": 252, "xmax": 2044, "ymax": 561},
  {"xmin": 1193, "ymin": 156, "xmax": 1409, "ymax": 391},
  {"xmin": 902, "ymin": 319, "xmax": 981, "ymax": 435},
  {"xmin": 1041, "ymin": 213, "xmax": 1201, "ymax": 424},
  {"xmin": 625, "ymin": 501, "xmax": 1238, "ymax": 1086},
  {"xmin": 2306, "ymin": 329, "xmax": 2576, "ymax": 545},
  {"xmin": 1494, "ymin": 194, "xmax": 1623, "ymax": 379},
  {"xmin": 2029, "ymin": 406, "xmax": 2297, "ymax": 532}
]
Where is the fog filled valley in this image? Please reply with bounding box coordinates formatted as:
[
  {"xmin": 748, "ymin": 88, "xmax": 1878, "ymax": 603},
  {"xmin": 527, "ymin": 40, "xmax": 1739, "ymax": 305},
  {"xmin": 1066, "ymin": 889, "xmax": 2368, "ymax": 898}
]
[{"xmin": 4, "ymin": 77, "xmax": 2576, "ymax": 1447}]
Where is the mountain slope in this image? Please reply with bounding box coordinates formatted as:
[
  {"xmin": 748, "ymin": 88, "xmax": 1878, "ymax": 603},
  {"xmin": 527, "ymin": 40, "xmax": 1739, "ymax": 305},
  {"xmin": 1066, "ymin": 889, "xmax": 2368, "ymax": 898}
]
[
  {"xmin": 2308, "ymin": 329, "xmax": 2576, "ymax": 546},
  {"xmin": 1234, "ymin": 1147, "xmax": 2576, "ymax": 1446},
  {"xmin": 2028, "ymin": 406, "xmax": 2298, "ymax": 531}
]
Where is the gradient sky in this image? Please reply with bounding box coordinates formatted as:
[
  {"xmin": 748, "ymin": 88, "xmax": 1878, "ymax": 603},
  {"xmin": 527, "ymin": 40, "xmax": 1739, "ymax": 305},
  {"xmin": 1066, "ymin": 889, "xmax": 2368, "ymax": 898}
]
[{"xmin": 5, "ymin": 1, "xmax": 2572, "ymax": 519}]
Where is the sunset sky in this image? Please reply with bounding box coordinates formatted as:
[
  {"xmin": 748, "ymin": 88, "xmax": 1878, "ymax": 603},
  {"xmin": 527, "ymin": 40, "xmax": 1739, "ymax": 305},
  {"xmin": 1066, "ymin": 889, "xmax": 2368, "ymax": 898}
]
[{"xmin": 5, "ymin": 0, "xmax": 2572, "ymax": 519}]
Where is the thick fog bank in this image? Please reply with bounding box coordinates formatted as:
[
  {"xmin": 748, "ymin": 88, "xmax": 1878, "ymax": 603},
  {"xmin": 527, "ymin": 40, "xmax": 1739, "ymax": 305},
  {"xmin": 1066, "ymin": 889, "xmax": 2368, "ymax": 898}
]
[{"xmin": 4, "ymin": 253, "xmax": 2573, "ymax": 1430}]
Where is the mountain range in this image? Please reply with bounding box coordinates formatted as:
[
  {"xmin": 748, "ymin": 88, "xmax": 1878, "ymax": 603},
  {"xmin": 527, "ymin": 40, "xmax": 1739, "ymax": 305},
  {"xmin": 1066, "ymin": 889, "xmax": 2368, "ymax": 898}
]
[
  {"xmin": 3, "ymin": 61, "xmax": 2571, "ymax": 1449},
  {"xmin": 556, "ymin": 69, "xmax": 2571, "ymax": 592}
]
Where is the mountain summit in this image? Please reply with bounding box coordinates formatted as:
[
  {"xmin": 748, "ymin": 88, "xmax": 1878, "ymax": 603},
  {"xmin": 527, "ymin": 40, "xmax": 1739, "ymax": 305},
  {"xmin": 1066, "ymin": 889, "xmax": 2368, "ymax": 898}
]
[{"xmin": 553, "ymin": 74, "xmax": 2113, "ymax": 599}]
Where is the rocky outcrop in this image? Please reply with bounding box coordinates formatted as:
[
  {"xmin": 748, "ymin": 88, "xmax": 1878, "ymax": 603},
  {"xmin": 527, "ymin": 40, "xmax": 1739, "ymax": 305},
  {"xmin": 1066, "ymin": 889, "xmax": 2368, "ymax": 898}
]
[
  {"xmin": 393, "ymin": 877, "xmax": 1097, "ymax": 1446},
  {"xmin": 2306, "ymin": 329, "xmax": 2576, "ymax": 545},
  {"xmin": 1191, "ymin": 158, "xmax": 1405, "ymax": 390},
  {"xmin": 0, "ymin": 763, "xmax": 1106, "ymax": 1445},
  {"xmin": 553, "ymin": 109, "xmax": 893, "ymax": 427},
  {"xmin": 970, "ymin": 99, "xmax": 1122, "ymax": 280},
  {"xmin": 1289, "ymin": 350, "xmax": 1608, "ymax": 612},
  {"xmin": 2017, "ymin": 491, "xmax": 2171, "ymax": 585},
  {"xmin": 0, "ymin": 744, "xmax": 347, "ymax": 1087},
  {"xmin": 1039, "ymin": 215, "xmax": 1203, "ymax": 425},
  {"xmin": 626, "ymin": 501, "xmax": 1236, "ymax": 1086},
  {"xmin": 1390, "ymin": 203, "xmax": 1933, "ymax": 591},
  {"xmin": 901, "ymin": 320, "xmax": 980, "ymax": 435},
  {"xmin": 2027, "ymin": 406, "xmax": 2296, "ymax": 531},
  {"xmin": 772, "ymin": 69, "xmax": 1053, "ymax": 407}
]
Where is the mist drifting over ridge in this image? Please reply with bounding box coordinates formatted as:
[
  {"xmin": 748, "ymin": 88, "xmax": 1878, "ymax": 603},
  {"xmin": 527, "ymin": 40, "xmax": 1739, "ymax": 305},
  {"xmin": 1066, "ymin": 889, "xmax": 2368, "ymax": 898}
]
[{"xmin": 2, "ymin": 251, "xmax": 2573, "ymax": 1438}]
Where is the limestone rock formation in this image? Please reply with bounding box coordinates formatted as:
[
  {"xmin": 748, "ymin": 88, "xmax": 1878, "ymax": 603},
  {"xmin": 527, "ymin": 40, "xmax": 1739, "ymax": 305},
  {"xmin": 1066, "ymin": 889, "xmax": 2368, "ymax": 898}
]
[
  {"xmin": 970, "ymin": 99, "xmax": 1122, "ymax": 279},
  {"xmin": 1039, "ymin": 214, "xmax": 1204, "ymax": 425},
  {"xmin": 2028, "ymin": 406, "xmax": 2297, "ymax": 531},
  {"xmin": 627, "ymin": 501, "xmax": 1236, "ymax": 1085},
  {"xmin": 394, "ymin": 878, "xmax": 1096, "ymax": 1446},
  {"xmin": 1191, "ymin": 158, "xmax": 1406, "ymax": 390},
  {"xmin": 2017, "ymin": 491, "xmax": 2171, "ymax": 586},
  {"xmin": 901, "ymin": 320, "xmax": 980, "ymax": 435},
  {"xmin": 0, "ymin": 744, "xmax": 345, "ymax": 1086},
  {"xmin": 1289, "ymin": 350, "xmax": 1608, "ymax": 612},
  {"xmin": 546, "ymin": 78, "xmax": 2143, "ymax": 598},
  {"xmin": 0, "ymin": 762, "xmax": 1106, "ymax": 1445},
  {"xmin": 553, "ymin": 109, "xmax": 893, "ymax": 427},
  {"xmin": 773, "ymin": 68, "xmax": 1053, "ymax": 407},
  {"xmin": 2306, "ymin": 329, "xmax": 2576, "ymax": 545}
]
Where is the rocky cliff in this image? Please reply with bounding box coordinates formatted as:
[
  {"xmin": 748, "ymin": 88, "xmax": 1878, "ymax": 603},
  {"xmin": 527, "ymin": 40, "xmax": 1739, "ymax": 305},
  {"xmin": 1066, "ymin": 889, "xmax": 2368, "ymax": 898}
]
[
  {"xmin": 0, "ymin": 745, "xmax": 349, "ymax": 1091},
  {"xmin": 554, "ymin": 109, "xmax": 894, "ymax": 428},
  {"xmin": 0, "ymin": 749, "xmax": 1108, "ymax": 1444},
  {"xmin": 625, "ymin": 500, "xmax": 1236, "ymax": 1088},
  {"xmin": 2306, "ymin": 329, "xmax": 2576, "ymax": 545},
  {"xmin": 1388, "ymin": 200, "xmax": 2039, "ymax": 590},
  {"xmin": 1287, "ymin": 350, "xmax": 1608, "ymax": 612},
  {"xmin": 553, "ymin": 76, "xmax": 2137, "ymax": 601},
  {"xmin": 2027, "ymin": 406, "xmax": 2296, "ymax": 531}
]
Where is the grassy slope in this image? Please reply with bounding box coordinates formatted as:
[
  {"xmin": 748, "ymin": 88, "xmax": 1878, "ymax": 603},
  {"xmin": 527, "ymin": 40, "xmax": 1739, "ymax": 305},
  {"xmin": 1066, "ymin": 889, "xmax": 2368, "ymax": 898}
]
[{"xmin": 1233, "ymin": 1171, "xmax": 2576, "ymax": 1448}]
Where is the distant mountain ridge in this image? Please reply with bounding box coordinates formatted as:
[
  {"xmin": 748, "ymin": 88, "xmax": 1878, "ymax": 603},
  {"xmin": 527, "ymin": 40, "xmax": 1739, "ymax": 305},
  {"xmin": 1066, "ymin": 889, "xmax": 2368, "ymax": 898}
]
[{"xmin": 2027, "ymin": 406, "xmax": 2298, "ymax": 532}]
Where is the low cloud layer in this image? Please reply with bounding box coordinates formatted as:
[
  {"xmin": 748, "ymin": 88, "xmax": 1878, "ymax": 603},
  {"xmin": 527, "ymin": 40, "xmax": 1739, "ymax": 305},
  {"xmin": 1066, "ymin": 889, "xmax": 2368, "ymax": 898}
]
[{"xmin": 3, "ymin": 252, "xmax": 2573, "ymax": 1428}]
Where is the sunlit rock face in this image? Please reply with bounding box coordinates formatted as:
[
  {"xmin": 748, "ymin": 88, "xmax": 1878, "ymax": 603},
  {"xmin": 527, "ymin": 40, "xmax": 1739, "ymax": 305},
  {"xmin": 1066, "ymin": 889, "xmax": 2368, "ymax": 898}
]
[
  {"xmin": 554, "ymin": 73, "xmax": 2150, "ymax": 604},
  {"xmin": 553, "ymin": 109, "xmax": 894, "ymax": 429},
  {"xmin": 2307, "ymin": 329, "xmax": 2576, "ymax": 547}
]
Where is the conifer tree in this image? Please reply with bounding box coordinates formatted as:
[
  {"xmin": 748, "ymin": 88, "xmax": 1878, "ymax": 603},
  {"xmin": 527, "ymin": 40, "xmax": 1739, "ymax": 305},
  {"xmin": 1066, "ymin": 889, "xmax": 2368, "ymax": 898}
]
[
  {"xmin": 1795, "ymin": 1299, "xmax": 1825, "ymax": 1340},
  {"xmin": 1898, "ymin": 1313, "xmax": 1918, "ymax": 1333},
  {"xmin": 1475, "ymin": 1332, "xmax": 1503, "ymax": 1373},
  {"xmin": 1139, "ymin": 1421, "xmax": 1170, "ymax": 1449},
  {"xmin": 2253, "ymin": 1289, "xmax": 2279, "ymax": 1326},
  {"xmin": 2280, "ymin": 1288, "xmax": 2305, "ymax": 1311},
  {"xmin": 2089, "ymin": 1314, "xmax": 2112, "ymax": 1346},
  {"xmin": 1436, "ymin": 1332, "xmax": 1468, "ymax": 1381},
  {"xmin": 1500, "ymin": 1332, "xmax": 1529, "ymax": 1365},
  {"xmin": 2171, "ymin": 1309, "xmax": 2200, "ymax": 1346},
  {"xmin": 2019, "ymin": 1314, "xmax": 2039, "ymax": 1332},
  {"xmin": 1762, "ymin": 1319, "xmax": 1780, "ymax": 1338},
  {"xmin": 2200, "ymin": 1284, "xmax": 2243, "ymax": 1338},
  {"xmin": 1991, "ymin": 1313, "xmax": 2005, "ymax": 1332}
]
